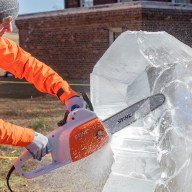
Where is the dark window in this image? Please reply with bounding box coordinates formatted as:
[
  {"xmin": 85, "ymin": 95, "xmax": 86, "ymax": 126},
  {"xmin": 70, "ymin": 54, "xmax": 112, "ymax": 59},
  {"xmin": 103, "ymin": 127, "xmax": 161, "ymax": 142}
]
[{"xmin": 109, "ymin": 28, "xmax": 122, "ymax": 45}]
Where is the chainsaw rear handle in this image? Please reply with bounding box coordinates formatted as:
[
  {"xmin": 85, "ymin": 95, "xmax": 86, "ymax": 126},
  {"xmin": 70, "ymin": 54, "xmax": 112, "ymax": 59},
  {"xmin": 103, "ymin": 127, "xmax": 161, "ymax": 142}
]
[
  {"xmin": 13, "ymin": 108, "xmax": 109, "ymax": 179},
  {"xmin": 13, "ymin": 150, "xmax": 69, "ymax": 178}
]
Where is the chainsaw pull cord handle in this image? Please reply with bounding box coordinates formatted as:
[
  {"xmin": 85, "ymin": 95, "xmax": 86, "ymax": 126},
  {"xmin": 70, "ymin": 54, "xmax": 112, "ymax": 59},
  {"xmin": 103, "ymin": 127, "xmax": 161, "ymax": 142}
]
[{"xmin": 6, "ymin": 165, "xmax": 15, "ymax": 192}]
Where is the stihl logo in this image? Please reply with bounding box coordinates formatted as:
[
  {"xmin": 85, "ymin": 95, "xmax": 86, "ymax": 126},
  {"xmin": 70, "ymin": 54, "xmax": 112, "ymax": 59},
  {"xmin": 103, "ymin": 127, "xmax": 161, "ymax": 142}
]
[
  {"xmin": 117, "ymin": 113, "xmax": 133, "ymax": 124},
  {"xmin": 75, "ymin": 129, "xmax": 89, "ymax": 140}
]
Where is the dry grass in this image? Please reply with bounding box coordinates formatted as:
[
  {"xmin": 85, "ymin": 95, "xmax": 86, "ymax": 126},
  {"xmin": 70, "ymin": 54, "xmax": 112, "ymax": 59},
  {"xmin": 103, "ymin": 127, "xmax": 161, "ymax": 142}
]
[
  {"xmin": 0, "ymin": 78, "xmax": 90, "ymax": 192},
  {"xmin": 0, "ymin": 95, "xmax": 66, "ymax": 192}
]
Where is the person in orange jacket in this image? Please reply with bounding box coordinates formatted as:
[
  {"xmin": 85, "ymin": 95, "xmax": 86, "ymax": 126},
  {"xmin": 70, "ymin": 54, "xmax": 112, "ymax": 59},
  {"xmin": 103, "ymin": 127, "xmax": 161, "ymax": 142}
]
[{"xmin": 0, "ymin": 0, "xmax": 85, "ymax": 160}]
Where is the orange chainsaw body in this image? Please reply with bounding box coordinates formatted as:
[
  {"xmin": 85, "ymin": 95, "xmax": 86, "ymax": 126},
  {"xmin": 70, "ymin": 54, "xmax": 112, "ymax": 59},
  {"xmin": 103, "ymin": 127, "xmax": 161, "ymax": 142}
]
[{"xmin": 70, "ymin": 118, "xmax": 109, "ymax": 162}]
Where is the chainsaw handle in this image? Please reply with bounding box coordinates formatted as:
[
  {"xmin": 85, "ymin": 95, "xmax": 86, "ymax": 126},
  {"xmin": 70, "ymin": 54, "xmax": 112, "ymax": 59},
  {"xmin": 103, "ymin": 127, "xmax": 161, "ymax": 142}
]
[
  {"xmin": 13, "ymin": 150, "xmax": 34, "ymax": 177},
  {"xmin": 13, "ymin": 137, "xmax": 68, "ymax": 179},
  {"xmin": 57, "ymin": 92, "xmax": 93, "ymax": 127},
  {"xmin": 13, "ymin": 150, "xmax": 69, "ymax": 178}
]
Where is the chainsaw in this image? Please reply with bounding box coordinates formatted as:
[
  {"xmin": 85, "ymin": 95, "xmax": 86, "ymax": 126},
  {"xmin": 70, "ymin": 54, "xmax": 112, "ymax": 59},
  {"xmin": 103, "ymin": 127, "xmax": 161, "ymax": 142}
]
[{"xmin": 6, "ymin": 92, "xmax": 165, "ymax": 191}]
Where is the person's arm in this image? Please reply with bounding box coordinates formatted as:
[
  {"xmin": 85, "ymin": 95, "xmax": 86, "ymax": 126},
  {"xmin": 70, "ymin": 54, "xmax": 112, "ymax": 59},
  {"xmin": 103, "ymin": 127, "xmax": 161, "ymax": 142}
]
[
  {"xmin": 0, "ymin": 118, "xmax": 48, "ymax": 160},
  {"xmin": 0, "ymin": 37, "xmax": 78, "ymax": 103},
  {"xmin": 0, "ymin": 37, "xmax": 83, "ymax": 148},
  {"xmin": 0, "ymin": 119, "xmax": 34, "ymax": 146}
]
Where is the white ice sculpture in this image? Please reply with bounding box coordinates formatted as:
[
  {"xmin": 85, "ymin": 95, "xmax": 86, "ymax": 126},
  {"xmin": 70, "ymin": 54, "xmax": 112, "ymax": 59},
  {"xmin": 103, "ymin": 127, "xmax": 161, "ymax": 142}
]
[{"xmin": 91, "ymin": 31, "xmax": 192, "ymax": 192}]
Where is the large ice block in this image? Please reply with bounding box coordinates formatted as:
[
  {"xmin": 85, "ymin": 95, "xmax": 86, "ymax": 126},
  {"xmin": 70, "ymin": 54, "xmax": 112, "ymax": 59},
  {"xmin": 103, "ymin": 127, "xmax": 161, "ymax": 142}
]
[{"xmin": 91, "ymin": 31, "xmax": 192, "ymax": 192}]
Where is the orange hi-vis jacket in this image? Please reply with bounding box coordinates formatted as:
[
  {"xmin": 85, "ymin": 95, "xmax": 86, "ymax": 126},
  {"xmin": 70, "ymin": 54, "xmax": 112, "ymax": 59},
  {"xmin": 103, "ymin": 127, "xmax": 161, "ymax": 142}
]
[{"xmin": 0, "ymin": 37, "xmax": 78, "ymax": 147}]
